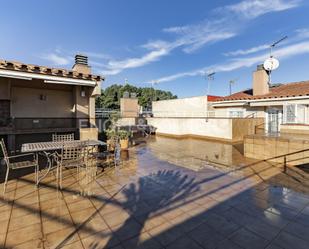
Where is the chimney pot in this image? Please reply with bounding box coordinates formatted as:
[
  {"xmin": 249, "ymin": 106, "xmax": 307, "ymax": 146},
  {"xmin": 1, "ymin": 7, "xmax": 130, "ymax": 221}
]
[
  {"xmin": 72, "ymin": 54, "xmax": 91, "ymax": 74},
  {"xmin": 75, "ymin": 54, "xmax": 88, "ymax": 66}
]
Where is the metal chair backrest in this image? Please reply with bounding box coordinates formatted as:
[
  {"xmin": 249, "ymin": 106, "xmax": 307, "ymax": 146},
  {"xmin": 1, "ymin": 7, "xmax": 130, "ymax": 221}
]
[
  {"xmin": 61, "ymin": 141, "xmax": 87, "ymax": 161},
  {"xmin": 0, "ymin": 139, "xmax": 9, "ymax": 166},
  {"xmin": 53, "ymin": 133, "xmax": 74, "ymax": 142}
]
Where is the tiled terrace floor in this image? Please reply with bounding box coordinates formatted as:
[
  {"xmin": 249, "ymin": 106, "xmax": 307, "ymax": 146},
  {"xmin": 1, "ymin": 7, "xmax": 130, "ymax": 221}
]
[{"xmin": 1, "ymin": 137, "xmax": 309, "ymax": 249}]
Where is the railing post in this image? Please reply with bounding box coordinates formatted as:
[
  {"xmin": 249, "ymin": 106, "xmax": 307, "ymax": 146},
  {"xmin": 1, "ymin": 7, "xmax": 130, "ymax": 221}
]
[{"xmin": 283, "ymin": 155, "xmax": 287, "ymax": 173}]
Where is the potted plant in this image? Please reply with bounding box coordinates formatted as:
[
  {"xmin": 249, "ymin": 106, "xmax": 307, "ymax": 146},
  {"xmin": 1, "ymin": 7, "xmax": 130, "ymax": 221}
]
[
  {"xmin": 105, "ymin": 112, "xmax": 121, "ymax": 151},
  {"xmin": 118, "ymin": 129, "xmax": 132, "ymax": 150},
  {"xmin": 105, "ymin": 129, "xmax": 117, "ymax": 151}
]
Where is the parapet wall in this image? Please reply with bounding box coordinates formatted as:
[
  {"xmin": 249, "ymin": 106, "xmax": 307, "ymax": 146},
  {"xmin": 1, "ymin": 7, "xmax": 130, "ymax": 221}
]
[{"xmin": 147, "ymin": 117, "xmax": 263, "ymax": 142}]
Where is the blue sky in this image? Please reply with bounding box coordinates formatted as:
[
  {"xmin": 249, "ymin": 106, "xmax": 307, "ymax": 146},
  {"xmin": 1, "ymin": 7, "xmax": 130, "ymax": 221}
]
[{"xmin": 1, "ymin": 0, "xmax": 309, "ymax": 97}]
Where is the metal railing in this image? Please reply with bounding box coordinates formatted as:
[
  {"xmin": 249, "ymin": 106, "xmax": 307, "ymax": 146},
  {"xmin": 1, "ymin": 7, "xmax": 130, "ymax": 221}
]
[{"xmin": 0, "ymin": 117, "xmax": 96, "ymax": 133}]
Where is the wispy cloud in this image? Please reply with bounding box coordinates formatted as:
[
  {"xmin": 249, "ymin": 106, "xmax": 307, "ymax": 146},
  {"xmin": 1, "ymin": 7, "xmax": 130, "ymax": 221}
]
[
  {"xmin": 40, "ymin": 51, "xmax": 72, "ymax": 66},
  {"xmin": 224, "ymin": 44, "xmax": 270, "ymax": 56},
  {"xmin": 222, "ymin": 0, "xmax": 301, "ymax": 19},
  {"xmin": 42, "ymin": 0, "xmax": 301, "ymax": 75},
  {"xmin": 162, "ymin": 19, "xmax": 236, "ymax": 54},
  {"xmin": 153, "ymin": 40, "xmax": 309, "ymax": 83},
  {"xmin": 99, "ymin": 0, "xmax": 300, "ymax": 76},
  {"xmin": 101, "ymin": 46, "xmax": 171, "ymax": 75},
  {"xmin": 80, "ymin": 51, "xmax": 112, "ymax": 60},
  {"xmin": 295, "ymin": 28, "xmax": 309, "ymax": 39}
]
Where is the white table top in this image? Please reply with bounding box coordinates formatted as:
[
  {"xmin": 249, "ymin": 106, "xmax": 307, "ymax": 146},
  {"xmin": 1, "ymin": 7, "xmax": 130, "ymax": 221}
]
[{"xmin": 21, "ymin": 140, "xmax": 106, "ymax": 153}]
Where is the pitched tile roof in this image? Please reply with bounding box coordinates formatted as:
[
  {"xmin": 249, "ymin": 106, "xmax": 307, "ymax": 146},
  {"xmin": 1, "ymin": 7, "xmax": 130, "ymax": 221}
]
[
  {"xmin": 207, "ymin": 95, "xmax": 222, "ymax": 101},
  {"xmin": 0, "ymin": 59, "xmax": 103, "ymax": 81},
  {"xmin": 215, "ymin": 81, "xmax": 309, "ymax": 102}
]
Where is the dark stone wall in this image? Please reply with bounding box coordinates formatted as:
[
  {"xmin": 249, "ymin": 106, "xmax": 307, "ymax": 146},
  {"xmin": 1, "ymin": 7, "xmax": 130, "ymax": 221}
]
[{"xmin": 0, "ymin": 100, "xmax": 10, "ymax": 126}]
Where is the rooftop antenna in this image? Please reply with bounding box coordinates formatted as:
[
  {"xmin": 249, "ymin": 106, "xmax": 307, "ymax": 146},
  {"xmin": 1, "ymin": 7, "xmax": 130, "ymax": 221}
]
[
  {"xmin": 150, "ymin": 80, "xmax": 158, "ymax": 88},
  {"xmin": 229, "ymin": 79, "xmax": 237, "ymax": 95},
  {"xmin": 270, "ymin": 36, "xmax": 287, "ymax": 57},
  {"xmin": 205, "ymin": 71, "xmax": 215, "ymax": 95},
  {"xmin": 151, "ymin": 80, "xmax": 158, "ymax": 102},
  {"xmin": 264, "ymin": 36, "xmax": 287, "ymax": 85}
]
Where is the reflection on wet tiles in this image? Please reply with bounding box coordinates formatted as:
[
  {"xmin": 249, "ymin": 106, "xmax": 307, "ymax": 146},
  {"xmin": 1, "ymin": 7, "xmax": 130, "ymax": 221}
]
[{"xmin": 0, "ymin": 136, "xmax": 308, "ymax": 248}]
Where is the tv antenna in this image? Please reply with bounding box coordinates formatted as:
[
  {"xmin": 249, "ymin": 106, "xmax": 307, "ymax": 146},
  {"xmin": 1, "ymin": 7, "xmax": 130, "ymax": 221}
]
[
  {"xmin": 270, "ymin": 36, "xmax": 287, "ymax": 57},
  {"xmin": 150, "ymin": 80, "xmax": 158, "ymax": 88},
  {"xmin": 229, "ymin": 79, "xmax": 237, "ymax": 95},
  {"xmin": 205, "ymin": 71, "xmax": 215, "ymax": 95},
  {"xmin": 263, "ymin": 36, "xmax": 287, "ymax": 84}
]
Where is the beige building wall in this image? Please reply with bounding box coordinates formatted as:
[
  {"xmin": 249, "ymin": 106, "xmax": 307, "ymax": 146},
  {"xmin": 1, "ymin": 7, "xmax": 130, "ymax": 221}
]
[
  {"xmin": 120, "ymin": 98, "xmax": 139, "ymax": 118},
  {"xmin": 253, "ymin": 68, "xmax": 269, "ymax": 96},
  {"xmin": 244, "ymin": 135, "xmax": 309, "ymax": 166},
  {"xmin": 11, "ymin": 86, "xmax": 73, "ymax": 118},
  {"xmin": 74, "ymin": 85, "xmax": 90, "ymax": 119}
]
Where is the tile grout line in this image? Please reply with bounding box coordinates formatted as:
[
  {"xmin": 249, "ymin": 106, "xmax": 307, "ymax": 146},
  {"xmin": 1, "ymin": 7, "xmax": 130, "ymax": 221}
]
[
  {"xmin": 68, "ymin": 168, "xmax": 123, "ymax": 247},
  {"xmin": 3, "ymin": 180, "xmax": 18, "ymax": 248},
  {"xmin": 57, "ymin": 170, "xmax": 86, "ymax": 249},
  {"xmin": 262, "ymin": 199, "xmax": 309, "ymax": 249},
  {"xmin": 38, "ymin": 176, "xmax": 54, "ymax": 249}
]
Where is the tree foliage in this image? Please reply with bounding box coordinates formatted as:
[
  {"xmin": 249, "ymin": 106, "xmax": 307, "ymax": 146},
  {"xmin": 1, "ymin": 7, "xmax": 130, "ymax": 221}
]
[{"xmin": 96, "ymin": 84, "xmax": 177, "ymax": 109}]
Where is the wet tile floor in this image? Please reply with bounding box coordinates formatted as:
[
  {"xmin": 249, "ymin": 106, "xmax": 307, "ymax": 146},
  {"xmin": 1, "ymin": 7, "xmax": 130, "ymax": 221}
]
[{"xmin": 1, "ymin": 136, "xmax": 309, "ymax": 249}]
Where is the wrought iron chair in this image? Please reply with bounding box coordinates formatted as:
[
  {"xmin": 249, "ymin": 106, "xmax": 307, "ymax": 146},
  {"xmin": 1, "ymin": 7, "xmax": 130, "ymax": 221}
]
[
  {"xmin": 0, "ymin": 139, "xmax": 39, "ymax": 193},
  {"xmin": 92, "ymin": 136, "xmax": 121, "ymax": 169},
  {"xmin": 55, "ymin": 141, "xmax": 87, "ymax": 189},
  {"xmin": 52, "ymin": 133, "xmax": 74, "ymax": 142}
]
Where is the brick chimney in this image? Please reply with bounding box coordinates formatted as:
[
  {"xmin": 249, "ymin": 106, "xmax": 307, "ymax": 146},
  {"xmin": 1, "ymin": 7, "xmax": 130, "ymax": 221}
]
[
  {"xmin": 72, "ymin": 54, "xmax": 91, "ymax": 74},
  {"xmin": 253, "ymin": 64, "xmax": 269, "ymax": 96}
]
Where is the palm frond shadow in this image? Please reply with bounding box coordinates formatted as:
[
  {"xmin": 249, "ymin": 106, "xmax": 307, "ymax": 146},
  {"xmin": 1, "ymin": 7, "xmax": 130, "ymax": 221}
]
[{"xmin": 100, "ymin": 169, "xmax": 200, "ymax": 248}]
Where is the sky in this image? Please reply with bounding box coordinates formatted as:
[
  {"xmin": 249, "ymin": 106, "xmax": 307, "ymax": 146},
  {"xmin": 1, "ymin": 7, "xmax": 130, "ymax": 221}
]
[{"xmin": 1, "ymin": 0, "xmax": 309, "ymax": 98}]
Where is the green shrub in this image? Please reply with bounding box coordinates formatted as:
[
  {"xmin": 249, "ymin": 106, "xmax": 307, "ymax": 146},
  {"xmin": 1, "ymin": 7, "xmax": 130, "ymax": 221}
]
[{"xmin": 118, "ymin": 130, "xmax": 132, "ymax": 140}]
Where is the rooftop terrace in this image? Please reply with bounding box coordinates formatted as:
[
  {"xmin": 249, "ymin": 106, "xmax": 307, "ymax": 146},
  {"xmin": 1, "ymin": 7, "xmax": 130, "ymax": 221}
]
[{"xmin": 0, "ymin": 137, "xmax": 309, "ymax": 249}]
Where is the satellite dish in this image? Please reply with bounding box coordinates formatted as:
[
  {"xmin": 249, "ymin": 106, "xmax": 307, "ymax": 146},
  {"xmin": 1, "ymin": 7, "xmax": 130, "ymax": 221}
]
[{"xmin": 263, "ymin": 57, "xmax": 279, "ymax": 71}]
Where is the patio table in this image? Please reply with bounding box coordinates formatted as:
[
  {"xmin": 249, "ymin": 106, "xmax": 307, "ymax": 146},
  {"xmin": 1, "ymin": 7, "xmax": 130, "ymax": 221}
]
[{"xmin": 21, "ymin": 140, "xmax": 106, "ymax": 184}]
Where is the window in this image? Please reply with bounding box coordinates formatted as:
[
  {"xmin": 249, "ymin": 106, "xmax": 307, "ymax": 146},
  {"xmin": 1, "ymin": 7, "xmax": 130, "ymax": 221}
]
[
  {"xmin": 283, "ymin": 104, "xmax": 307, "ymax": 124},
  {"xmin": 229, "ymin": 110, "xmax": 244, "ymax": 118},
  {"xmin": 284, "ymin": 104, "xmax": 296, "ymax": 123}
]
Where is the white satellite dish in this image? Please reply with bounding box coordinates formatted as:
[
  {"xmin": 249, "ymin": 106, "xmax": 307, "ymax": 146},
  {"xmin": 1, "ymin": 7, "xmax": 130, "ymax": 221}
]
[{"xmin": 263, "ymin": 57, "xmax": 279, "ymax": 71}]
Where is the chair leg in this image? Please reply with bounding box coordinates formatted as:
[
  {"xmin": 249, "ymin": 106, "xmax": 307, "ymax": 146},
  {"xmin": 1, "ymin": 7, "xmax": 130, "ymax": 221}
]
[
  {"xmin": 56, "ymin": 164, "xmax": 59, "ymax": 187},
  {"xmin": 34, "ymin": 165, "xmax": 37, "ymax": 186},
  {"xmin": 60, "ymin": 165, "xmax": 62, "ymax": 189},
  {"xmin": 3, "ymin": 167, "xmax": 10, "ymax": 194}
]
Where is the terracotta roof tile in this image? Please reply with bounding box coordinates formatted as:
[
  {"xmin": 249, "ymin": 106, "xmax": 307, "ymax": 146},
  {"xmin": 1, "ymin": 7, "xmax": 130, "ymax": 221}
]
[
  {"xmin": 215, "ymin": 81, "xmax": 309, "ymax": 101},
  {"xmin": 0, "ymin": 59, "xmax": 103, "ymax": 81}
]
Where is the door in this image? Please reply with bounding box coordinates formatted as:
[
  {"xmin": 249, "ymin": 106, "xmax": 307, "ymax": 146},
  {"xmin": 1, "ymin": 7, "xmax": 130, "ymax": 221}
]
[{"xmin": 268, "ymin": 109, "xmax": 280, "ymax": 134}]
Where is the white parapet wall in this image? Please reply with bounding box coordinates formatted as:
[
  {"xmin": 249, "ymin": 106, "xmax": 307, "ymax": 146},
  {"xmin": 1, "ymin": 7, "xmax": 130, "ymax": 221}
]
[
  {"xmin": 150, "ymin": 96, "xmax": 234, "ymax": 141},
  {"xmin": 152, "ymin": 96, "xmax": 208, "ymax": 117},
  {"xmin": 147, "ymin": 117, "xmax": 233, "ymax": 141}
]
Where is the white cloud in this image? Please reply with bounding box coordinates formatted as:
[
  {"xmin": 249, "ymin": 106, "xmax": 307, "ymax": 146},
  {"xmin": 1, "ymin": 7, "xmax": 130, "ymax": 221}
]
[
  {"xmin": 101, "ymin": 46, "xmax": 171, "ymax": 75},
  {"xmin": 154, "ymin": 41, "xmax": 309, "ymax": 83},
  {"xmin": 224, "ymin": 44, "xmax": 270, "ymax": 56},
  {"xmin": 91, "ymin": 0, "xmax": 302, "ymax": 75},
  {"xmin": 295, "ymin": 28, "xmax": 309, "ymax": 39},
  {"xmin": 80, "ymin": 51, "xmax": 112, "ymax": 60},
  {"xmin": 223, "ymin": 0, "xmax": 301, "ymax": 19},
  {"xmin": 41, "ymin": 53, "xmax": 71, "ymax": 66}
]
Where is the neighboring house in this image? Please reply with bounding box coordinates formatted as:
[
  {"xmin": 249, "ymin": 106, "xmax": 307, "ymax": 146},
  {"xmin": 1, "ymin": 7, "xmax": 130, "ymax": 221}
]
[
  {"xmin": 212, "ymin": 65, "xmax": 309, "ymax": 135},
  {"xmin": 0, "ymin": 55, "xmax": 103, "ymax": 153},
  {"xmin": 211, "ymin": 64, "xmax": 309, "ymax": 165}
]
